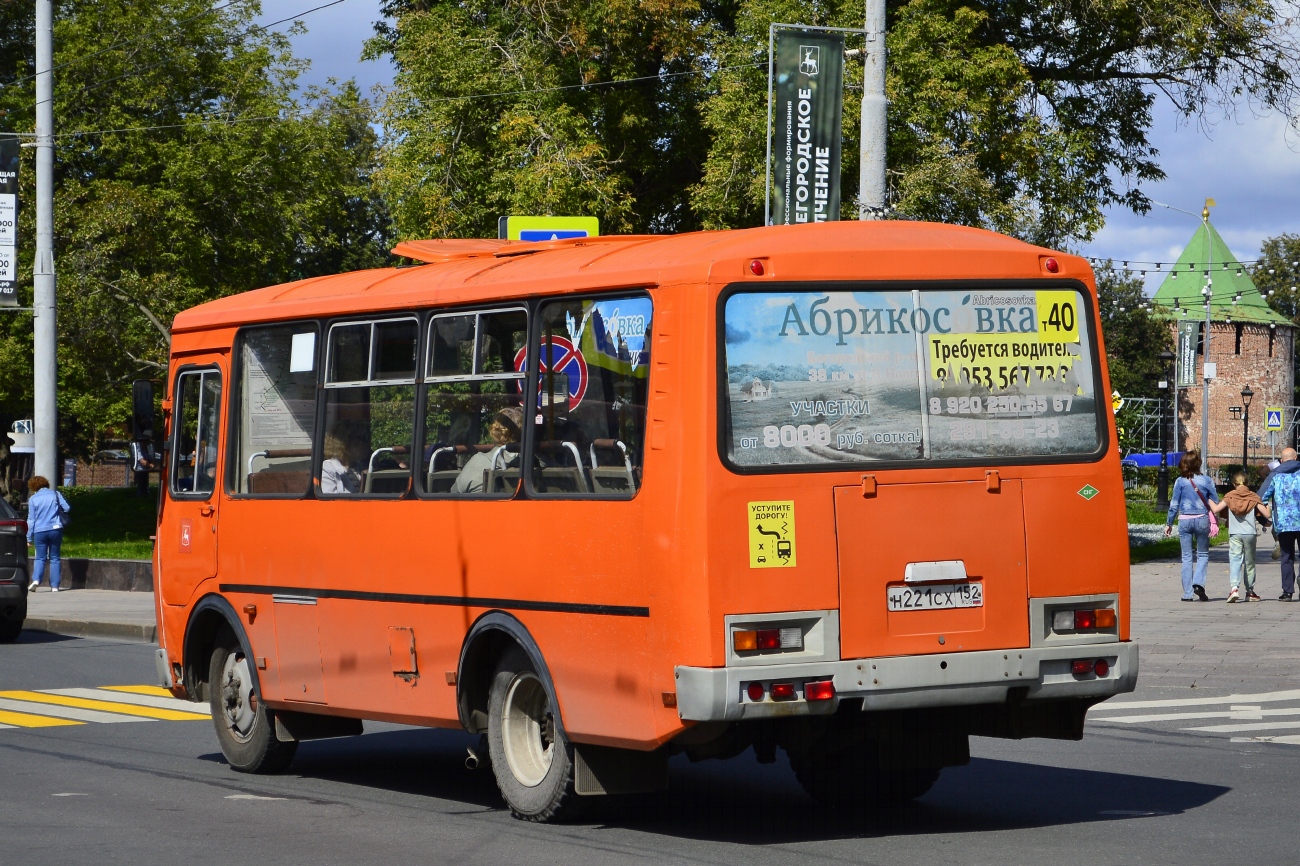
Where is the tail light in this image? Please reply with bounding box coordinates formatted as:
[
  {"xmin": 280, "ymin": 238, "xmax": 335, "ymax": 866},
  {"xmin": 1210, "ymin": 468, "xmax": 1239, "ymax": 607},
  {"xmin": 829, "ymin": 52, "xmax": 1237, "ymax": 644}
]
[
  {"xmin": 805, "ymin": 680, "xmax": 835, "ymax": 701},
  {"xmin": 746, "ymin": 682, "xmax": 765, "ymax": 702},
  {"xmin": 1070, "ymin": 658, "xmax": 1112, "ymax": 677},
  {"xmin": 0, "ymin": 519, "xmax": 26, "ymax": 536},
  {"xmin": 1052, "ymin": 607, "xmax": 1117, "ymax": 633},
  {"xmin": 770, "ymin": 682, "xmax": 796, "ymax": 701},
  {"xmin": 733, "ymin": 627, "xmax": 804, "ymax": 652}
]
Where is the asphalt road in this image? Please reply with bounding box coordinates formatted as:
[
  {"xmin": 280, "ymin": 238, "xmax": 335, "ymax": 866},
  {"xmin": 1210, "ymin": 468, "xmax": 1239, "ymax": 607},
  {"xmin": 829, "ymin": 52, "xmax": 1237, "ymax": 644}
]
[{"xmin": 1, "ymin": 628, "xmax": 1297, "ymax": 866}]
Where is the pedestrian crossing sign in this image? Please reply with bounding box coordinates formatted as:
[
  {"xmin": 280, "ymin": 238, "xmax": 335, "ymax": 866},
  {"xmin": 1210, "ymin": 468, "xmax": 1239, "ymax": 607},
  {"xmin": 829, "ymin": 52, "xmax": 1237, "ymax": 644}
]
[
  {"xmin": 498, "ymin": 216, "xmax": 600, "ymax": 241},
  {"xmin": 1266, "ymin": 408, "xmax": 1284, "ymax": 432}
]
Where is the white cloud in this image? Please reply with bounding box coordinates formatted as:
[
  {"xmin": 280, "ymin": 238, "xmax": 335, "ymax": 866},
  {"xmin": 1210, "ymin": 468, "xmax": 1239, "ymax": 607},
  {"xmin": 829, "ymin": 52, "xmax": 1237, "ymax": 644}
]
[{"xmin": 1087, "ymin": 101, "xmax": 1300, "ymax": 291}]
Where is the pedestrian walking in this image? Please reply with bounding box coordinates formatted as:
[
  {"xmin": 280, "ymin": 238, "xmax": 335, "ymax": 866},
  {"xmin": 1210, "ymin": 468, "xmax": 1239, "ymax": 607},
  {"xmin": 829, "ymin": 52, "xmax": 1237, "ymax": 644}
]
[
  {"xmin": 1260, "ymin": 447, "xmax": 1300, "ymax": 600},
  {"xmin": 25, "ymin": 475, "xmax": 70, "ymax": 593},
  {"xmin": 1164, "ymin": 450, "xmax": 1220, "ymax": 602},
  {"xmin": 1212, "ymin": 472, "xmax": 1268, "ymax": 602}
]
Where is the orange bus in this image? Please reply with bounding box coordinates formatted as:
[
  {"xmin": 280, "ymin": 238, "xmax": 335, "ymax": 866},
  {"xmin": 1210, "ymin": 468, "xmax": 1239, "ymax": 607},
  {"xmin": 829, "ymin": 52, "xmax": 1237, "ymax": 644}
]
[{"xmin": 149, "ymin": 221, "xmax": 1136, "ymax": 821}]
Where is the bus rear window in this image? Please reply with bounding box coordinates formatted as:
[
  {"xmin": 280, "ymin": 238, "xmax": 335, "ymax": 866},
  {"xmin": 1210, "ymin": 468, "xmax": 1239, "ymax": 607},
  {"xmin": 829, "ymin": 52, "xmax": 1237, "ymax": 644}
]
[{"xmin": 722, "ymin": 285, "xmax": 1103, "ymax": 469}]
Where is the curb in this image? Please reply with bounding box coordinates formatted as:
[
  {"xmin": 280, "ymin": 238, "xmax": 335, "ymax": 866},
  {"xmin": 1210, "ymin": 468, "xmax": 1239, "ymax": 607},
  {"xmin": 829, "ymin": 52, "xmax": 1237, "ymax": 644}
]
[{"xmin": 24, "ymin": 617, "xmax": 156, "ymax": 644}]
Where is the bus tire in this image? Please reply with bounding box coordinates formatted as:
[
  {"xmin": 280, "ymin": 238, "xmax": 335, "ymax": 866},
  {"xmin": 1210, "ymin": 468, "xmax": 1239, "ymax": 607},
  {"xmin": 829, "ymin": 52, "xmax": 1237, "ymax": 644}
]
[
  {"xmin": 790, "ymin": 746, "xmax": 940, "ymax": 809},
  {"xmin": 487, "ymin": 649, "xmax": 583, "ymax": 823},
  {"xmin": 208, "ymin": 630, "xmax": 297, "ymax": 774}
]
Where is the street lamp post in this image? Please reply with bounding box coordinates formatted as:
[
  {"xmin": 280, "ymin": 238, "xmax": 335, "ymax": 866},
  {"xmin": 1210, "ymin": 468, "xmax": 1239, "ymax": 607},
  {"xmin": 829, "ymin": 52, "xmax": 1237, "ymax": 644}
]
[
  {"xmin": 1157, "ymin": 350, "xmax": 1175, "ymax": 510},
  {"xmin": 1241, "ymin": 385, "xmax": 1254, "ymax": 472}
]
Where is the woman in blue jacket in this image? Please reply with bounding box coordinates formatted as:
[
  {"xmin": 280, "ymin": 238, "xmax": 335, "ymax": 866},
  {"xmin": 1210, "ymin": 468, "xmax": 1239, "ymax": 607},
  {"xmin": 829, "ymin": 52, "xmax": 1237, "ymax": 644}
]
[
  {"xmin": 26, "ymin": 476, "xmax": 70, "ymax": 592},
  {"xmin": 1164, "ymin": 451, "xmax": 1219, "ymax": 601}
]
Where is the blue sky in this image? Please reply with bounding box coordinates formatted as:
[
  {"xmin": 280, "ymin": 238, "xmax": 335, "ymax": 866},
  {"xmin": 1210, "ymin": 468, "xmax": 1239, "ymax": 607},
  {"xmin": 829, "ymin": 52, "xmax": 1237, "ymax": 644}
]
[{"xmin": 263, "ymin": 0, "xmax": 1300, "ymax": 287}]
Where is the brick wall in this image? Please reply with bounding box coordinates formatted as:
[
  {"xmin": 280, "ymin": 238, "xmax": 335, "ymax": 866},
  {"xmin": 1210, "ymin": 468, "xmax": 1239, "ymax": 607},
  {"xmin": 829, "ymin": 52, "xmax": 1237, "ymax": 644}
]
[
  {"xmin": 71, "ymin": 459, "xmax": 134, "ymax": 488},
  {"xmin": 1175, "ymin": 321, "xmax": 1295, "ymax": 466}
]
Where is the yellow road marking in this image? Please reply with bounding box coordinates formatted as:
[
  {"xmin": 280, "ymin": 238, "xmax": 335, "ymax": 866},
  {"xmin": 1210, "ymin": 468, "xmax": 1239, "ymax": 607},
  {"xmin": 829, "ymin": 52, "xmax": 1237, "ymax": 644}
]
[
  {"xmin": 100, "ymin": 685, "xmax": 175, "ymax": 698},
  {"xmin": 0, "ymin": 708, "xmax": 82, "ymax": 728},
  {"xmin": 0, "ymin": 691, "xmax": 209, "ymax": 721}
]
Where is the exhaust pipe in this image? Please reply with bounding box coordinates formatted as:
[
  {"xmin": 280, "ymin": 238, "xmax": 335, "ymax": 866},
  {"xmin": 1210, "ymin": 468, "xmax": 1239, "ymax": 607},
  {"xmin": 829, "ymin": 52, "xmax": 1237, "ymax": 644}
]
[{"xmin": 465, "ymin": 734, "xmax": 491, "ymax": 770}]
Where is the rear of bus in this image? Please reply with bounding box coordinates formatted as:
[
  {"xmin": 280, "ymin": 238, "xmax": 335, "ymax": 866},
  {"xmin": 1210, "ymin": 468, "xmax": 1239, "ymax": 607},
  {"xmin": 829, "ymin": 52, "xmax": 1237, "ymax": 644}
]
[{"xmin": 674, "ymin": 237, "xmax": 1135, "ymax": 804}]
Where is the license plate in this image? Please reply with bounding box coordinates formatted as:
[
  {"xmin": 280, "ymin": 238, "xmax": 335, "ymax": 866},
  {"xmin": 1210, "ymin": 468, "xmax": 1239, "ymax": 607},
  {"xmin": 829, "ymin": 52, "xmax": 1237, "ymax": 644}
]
[{"xmin": 887, "ymin": 582, "xmax": 983, "ymax": 611}]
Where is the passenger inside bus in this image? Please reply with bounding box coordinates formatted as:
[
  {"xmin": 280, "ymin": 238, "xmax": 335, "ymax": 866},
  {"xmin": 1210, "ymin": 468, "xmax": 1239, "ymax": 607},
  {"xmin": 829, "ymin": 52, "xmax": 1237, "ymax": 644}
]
[
  {"xmin": 320, "ymin": 426, "xmax": 362, "ymax": 494},
  {"xmin": 451, "ymin": 406, "xmax": 522, "ymax": 494}
]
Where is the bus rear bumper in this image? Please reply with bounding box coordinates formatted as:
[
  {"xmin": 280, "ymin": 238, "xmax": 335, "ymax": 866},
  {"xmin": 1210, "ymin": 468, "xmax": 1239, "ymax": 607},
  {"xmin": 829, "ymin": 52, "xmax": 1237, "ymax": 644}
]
[{"xmin": 674, "ymin": 641, "xmax": 1138, "ymax": 722}]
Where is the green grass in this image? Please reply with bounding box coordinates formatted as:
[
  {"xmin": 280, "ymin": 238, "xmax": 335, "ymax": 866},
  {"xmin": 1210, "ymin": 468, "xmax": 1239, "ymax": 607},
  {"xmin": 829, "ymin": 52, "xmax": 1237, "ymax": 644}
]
[
  {"xmin": 51, "ymin": 486, "xmax": 157, "ymax": 561},
  {"xmin": 1126, "ymin": 499, "xmax": 1168, "ymax": 525},
  {"xmin": 1129, "ymin": 523, "xmax": 1227, "ymax": 563}
]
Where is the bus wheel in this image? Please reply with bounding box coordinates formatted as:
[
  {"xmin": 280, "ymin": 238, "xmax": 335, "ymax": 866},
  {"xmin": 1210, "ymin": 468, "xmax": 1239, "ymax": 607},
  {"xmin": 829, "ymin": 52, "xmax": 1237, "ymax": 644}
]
[
  {"xmin": 208, "ymin": 631, "xmax": 297, "ymax": 774},
  {"xmin": 790, "ymin": 746, "xmax": 940, "ymax": 809},
  {"xmin": 486, "ymin": 650, "xmax": 583, "ymax": 822}
]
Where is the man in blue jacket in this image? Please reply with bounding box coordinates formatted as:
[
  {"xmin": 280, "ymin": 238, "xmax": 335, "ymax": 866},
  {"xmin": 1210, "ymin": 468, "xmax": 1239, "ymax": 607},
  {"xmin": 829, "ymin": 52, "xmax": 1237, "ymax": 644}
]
[{"xmin": 1259, "ymin": 447, "xmax": 1300, "ymax": 600}]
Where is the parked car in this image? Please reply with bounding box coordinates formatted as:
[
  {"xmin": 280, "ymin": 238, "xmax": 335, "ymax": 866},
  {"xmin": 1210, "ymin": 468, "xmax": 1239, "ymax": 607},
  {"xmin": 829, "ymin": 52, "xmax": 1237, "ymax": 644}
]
[{"xmin": 0, "ymin": 498, "xmax": 30, "ymax": 642}]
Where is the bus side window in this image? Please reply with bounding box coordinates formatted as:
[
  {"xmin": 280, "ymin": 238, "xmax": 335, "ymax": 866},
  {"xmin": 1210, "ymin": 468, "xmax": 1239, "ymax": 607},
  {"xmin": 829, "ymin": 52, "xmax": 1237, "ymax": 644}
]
[
  {"xmin": 319, "ymin": 318, "xmax": 418, "ymax": 498},
  {"xmin": 233, "ymin": 325, "xmax": 318, "ymax": 497},
  {"xmin": 420, "ymin": 308, "xmax": 527, "ymax": 498},
  {"xmin": 171, "ymin": 369, "xmax": 222, "ymax": 497},
  {"xmin": 530, "ymin": 295, "xmax": 651, "ymax": 499}
]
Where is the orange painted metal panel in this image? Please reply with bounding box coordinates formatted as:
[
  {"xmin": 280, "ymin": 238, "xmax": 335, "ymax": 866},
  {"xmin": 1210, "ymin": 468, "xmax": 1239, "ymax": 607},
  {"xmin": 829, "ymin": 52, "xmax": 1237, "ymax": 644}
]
[
  {"xmin": 156, "ymin": 221, "xmax": 1128, "ymax": 748},
  {"xmin": 834, "ymin": 481, "xmax": 1030, "ymax": 658}
]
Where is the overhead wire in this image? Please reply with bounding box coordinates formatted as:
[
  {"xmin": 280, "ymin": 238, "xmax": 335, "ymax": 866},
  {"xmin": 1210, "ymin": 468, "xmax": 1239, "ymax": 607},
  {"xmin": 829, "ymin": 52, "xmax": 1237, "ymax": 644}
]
[
  {"xmin": 0, "ymin": 0, "xmax": 250, "ymax": 94},
  {"xmin": 35, "ymin": 57, "xmax": 761, "ymax": 140},
  {"xmin": 33, "ymin": 0, "xmax": 353, "ymax": 109}
]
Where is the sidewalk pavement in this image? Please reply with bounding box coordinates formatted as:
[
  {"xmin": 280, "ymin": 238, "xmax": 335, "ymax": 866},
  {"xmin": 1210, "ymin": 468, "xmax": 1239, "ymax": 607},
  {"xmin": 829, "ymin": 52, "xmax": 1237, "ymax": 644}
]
[
  {"xmin": 19, "ymin": 537, "xmax": 1300, "ymax": 696},
  {"xmin": 24, "ymin": 587, "xmax": 157, "ymax": 643},
  {"xmin": 1130, "ymin": 531, "xmax": 1300, "ymax": 696}
]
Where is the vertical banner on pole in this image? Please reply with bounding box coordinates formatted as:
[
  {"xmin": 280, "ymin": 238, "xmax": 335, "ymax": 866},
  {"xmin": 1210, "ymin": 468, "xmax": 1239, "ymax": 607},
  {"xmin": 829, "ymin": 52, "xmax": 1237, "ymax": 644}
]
[
  {"xmin": 1176, "ymin": 321, "xmax": 1199, "ymax": 388},
  {"xmin": 0, "ymin": 137, "xmax": 17, "ymax": 307},
  {"xmin": 770, "ymin": 29, "xmax": 845, "ymax": 225}
]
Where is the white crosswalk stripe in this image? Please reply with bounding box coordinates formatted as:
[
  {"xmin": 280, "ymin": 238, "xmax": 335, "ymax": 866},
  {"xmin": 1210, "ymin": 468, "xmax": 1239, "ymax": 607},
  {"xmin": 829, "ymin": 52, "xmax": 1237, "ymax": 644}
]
[
  {"xmin": 0, "ymin": 696, "xmax": 150, "ymax": 724},
  {"xmin": 43, "ymin": 688, "xmax": 207, "ymax": 714},
  {"xmin": 1090, "ymin": 688, "xmax": 1300, "ymax": 745},
  {"xmin": 0, "ymin": 685, "xmax": 210, "ymax": 732}
]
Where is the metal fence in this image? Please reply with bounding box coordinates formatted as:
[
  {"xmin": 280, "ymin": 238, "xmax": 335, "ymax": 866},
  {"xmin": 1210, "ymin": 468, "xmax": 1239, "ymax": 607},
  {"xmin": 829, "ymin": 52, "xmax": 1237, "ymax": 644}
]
[{"xmin": 1121, "ymin": 397, "xmax": 1300, "ymax": 460}]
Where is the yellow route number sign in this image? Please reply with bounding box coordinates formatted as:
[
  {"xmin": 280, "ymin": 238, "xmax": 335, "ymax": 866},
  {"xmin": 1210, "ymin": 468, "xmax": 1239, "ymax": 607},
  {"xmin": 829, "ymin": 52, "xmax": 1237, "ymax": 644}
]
[
  {"xmin": 749, "ymin": 501, "xmax": 796, "ymax": 568},
  {"xmin": 1036, "ymin": 290, "xmax": 1079, "ymax": 343}
]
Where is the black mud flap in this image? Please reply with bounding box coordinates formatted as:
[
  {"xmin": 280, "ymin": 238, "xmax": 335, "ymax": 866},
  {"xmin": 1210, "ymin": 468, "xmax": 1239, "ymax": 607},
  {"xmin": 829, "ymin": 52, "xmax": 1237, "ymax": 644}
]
[{"xmin": 574, "ymin": 744, "xmax": 669, "ymax": 796}]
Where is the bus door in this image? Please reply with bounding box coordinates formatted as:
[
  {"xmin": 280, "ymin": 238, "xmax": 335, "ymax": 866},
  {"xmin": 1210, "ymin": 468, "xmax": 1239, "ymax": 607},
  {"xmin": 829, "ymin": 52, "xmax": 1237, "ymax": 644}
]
[
  {"xmin": 833, "ymin": 479, "xmax": 1029, "ymax": 658},
  {"xmin": 160, "ymin": 360, "xmax": 226, "ymax": 606}
]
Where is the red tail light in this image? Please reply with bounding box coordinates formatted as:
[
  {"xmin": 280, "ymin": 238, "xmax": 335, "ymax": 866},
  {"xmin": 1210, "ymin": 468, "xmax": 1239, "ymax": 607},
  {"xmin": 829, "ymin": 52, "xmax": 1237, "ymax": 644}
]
[
  {"xmin": 1071, "ymin": 659, "xmax": 1093, "ymax": 676},
  {"xmin": 0, "ymin": 519, "xmax": 26, "ymax": 536},
  {"xmin": 770, "ymin": 682, "xmax": 796, "ymax": 701},
  {"xmin": 1074, "ymin": 610, "xmax": 1097, "ymax": 630},
  {"xmin": 755, "ymin": 629, "xmax": 781, "ymax": 650},
  {"xmin": 1094, "ymin": 659, "xmax": 1110, "ymax": 678},
  {"xmin": 746, "ymin": 682, "xmax": 765, "ymax": 702},
  {"xmin": 805, "ymin": 680, "xmax": 835, "ymax": 701}
]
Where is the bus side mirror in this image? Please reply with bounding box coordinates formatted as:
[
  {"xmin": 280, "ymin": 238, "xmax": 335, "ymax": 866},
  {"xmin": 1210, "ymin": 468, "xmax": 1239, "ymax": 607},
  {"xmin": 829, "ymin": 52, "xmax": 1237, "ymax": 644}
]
[
  {"xmin": 132, "ymin": 379, "xmax": 155, "ymax": 442},
  {"xmin": 131, "ymin": 379, "xmax": 160, "ymax": 473}
]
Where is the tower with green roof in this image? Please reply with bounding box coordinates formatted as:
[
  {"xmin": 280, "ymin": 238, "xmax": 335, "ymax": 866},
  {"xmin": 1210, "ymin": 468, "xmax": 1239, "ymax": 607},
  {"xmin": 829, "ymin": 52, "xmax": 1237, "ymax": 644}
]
[{"xmin": 1150, "ymin": 219, "xmax": 1294, "ymax": 466}]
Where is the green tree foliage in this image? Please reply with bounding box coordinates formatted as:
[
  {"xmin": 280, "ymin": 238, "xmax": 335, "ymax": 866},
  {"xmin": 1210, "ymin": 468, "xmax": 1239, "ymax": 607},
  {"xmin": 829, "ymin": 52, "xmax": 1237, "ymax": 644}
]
[
  {"xmin": 0, "ymin": 0, "xmax": 388, "ymax": 457},
  {"xmin": 376, "ymin": 0, "xmax": 1300, "ymax": 248},
  {"xmin": 369, "ymin": 0, "xmax": 712, "ymax": 238},
  {"xmin": 1256, "ymin": 233, "xmax": 1300, "ymax": 401},
  {"xmin": 694, "ymin": 0, "xmax": 1299, "ymax": 245},
  {"xmin": 1096, "ymin": 265, "xmax": 1173, "ymax": 400}
]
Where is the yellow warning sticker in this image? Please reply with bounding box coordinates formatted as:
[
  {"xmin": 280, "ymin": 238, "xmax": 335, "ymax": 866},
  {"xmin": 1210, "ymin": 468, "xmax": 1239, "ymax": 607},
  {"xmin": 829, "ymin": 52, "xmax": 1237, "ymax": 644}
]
[{"xmin": 749, "ymin": 501, "xmax": 796, "ymax": 568}]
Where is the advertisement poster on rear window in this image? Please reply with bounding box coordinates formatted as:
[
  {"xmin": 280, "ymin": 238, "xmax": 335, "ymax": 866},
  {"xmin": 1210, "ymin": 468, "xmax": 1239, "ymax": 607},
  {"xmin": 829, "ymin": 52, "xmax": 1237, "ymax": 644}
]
[{"xmin": 722, "ymin": 287, "xmax": 1102, "ymax": 468}]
